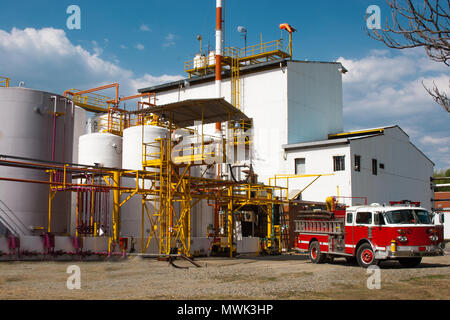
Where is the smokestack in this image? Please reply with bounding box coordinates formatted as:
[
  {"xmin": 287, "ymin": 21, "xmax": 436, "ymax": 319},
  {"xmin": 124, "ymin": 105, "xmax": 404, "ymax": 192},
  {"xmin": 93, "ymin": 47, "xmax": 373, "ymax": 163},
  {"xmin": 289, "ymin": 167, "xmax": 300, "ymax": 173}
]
[{"xmin": 215, "ymin": 0, "xmax": 222, "ymax": 132}]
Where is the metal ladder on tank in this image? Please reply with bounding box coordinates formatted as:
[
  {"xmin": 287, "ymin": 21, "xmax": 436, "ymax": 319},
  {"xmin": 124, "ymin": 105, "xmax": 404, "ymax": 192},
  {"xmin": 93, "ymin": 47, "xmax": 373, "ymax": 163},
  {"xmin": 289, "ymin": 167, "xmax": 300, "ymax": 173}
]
[{"xmin": 0, "ymin": 200, "xmax": 29, "ymax": 236}]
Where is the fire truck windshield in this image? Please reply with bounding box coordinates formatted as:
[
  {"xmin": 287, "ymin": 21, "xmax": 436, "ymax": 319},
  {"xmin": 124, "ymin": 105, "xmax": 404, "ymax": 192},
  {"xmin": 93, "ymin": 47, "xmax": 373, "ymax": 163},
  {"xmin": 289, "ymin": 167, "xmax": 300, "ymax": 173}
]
[{"xmin": 385, "ymin": 209, "xmax": 433, "ymax": 225}]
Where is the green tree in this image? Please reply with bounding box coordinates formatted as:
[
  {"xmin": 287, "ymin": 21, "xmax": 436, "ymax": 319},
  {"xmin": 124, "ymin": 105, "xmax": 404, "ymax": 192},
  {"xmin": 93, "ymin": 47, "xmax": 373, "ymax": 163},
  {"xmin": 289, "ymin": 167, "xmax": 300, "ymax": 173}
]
[{"xmin": 434, "ymin": 169, "xmax": 450, "ymax": 191}]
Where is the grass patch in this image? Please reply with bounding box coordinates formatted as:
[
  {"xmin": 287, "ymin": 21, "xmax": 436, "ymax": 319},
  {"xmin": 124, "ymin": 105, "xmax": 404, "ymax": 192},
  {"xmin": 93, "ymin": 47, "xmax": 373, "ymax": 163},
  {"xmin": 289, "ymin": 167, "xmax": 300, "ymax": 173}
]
[
  {"xmin": 400, "ymin": 274, "xmax": 448, "ymax": 282},
  {"xmin": 4, "ymin": 276, "xmax": 23, "ymax": 283}
]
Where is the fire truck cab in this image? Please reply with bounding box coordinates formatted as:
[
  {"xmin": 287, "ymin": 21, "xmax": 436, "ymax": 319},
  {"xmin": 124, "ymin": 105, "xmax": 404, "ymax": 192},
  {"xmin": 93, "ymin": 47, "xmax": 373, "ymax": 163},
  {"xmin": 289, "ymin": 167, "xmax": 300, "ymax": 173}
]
[{"xmin": 295, "ymin": 201, "xmax": 445, "ymax": 268}]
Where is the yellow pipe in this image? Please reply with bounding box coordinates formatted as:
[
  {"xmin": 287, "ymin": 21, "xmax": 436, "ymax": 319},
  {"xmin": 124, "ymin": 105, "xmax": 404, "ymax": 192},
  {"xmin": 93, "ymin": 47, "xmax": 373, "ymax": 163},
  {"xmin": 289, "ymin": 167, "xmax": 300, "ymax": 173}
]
[
  {"xmin": 141, "ymin": 196, "xmax": 145, "ymax": 254},
  {"xmin": 266, "ymin": 191, "xmax": 273, "ymax": 249},
  {"xmin": 228, "ymin": 186, "xmax": 233, "ymax": 258},
  {"xmin": 48, "ymin": 190, "xmax": 52, "ymax": 233},
  {"xmin": 328, "ymin": 128, "xmax": 384, "ymax": 139},
  {"xmin": 112, "ymin": 171, "xmax": 121, "ymax": 243},
  {"xmin": 90, "ymin": 187, "xmax": 95, "ymax": 236}
]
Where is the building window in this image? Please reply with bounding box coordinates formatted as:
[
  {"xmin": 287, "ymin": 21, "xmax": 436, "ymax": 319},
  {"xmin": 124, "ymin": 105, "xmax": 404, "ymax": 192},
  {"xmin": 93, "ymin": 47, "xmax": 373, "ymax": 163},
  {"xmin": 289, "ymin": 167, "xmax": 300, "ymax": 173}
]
[
  {"xmin": 333, "ymin": 156, "xmax": 345, "ymax": 172},
  {"xmin": 379, "ymin": 163, "xmax": 385, "ymax": 169},
  {"xmin": 372, "ymin": 159, "xmax": 378, "ymax": 175},
  {"xmin": 295, "ymin": 158, "xmax": 305, "ymax": 175},
  {"xmin": 354, "ymin": 155, "xmax": 361, "ymax": 172}
]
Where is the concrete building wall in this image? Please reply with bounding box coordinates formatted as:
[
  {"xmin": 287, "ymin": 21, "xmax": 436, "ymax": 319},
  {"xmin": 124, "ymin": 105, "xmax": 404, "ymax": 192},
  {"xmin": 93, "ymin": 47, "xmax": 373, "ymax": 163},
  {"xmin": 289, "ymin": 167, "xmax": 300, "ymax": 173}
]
[
  {"xmin": 281, "ymin": 127, "xmax": 434, "ymax": 209},
  {"xmin": 143, "ymin": 61, "xmax": 344, "ymax": 184},
  {"xmin": 287, "ymin": 61, "xmax": 343, "ymax": 144},
  {"xmin": 350, "ymin": 127, "xmax": 434, "ymax": 209},
  {"xmin": 283, "ymin": 143, "xmax": 352, "ymax": 205}
]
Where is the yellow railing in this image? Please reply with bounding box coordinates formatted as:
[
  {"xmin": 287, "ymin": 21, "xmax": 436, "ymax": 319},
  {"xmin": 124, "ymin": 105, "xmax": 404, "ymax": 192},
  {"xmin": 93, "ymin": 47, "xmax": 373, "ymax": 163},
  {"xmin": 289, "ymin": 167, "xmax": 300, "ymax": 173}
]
[
  {"xmin": 172, "ymin": 134, "xmax": 223, "ymax": 165},
  {"xmin": 184, "ymin": 39, "xmax": 288, "ymax": 74},
  {"xmin": 98, "ymin": 112, "xmax": 127, "ymax": 136},
  {"xmin": 231, "ymin": 183, "xmax": 288, "ymax": 203},
  {"xmin": 269, "ymin": 174, "xmax": 334, "ymax": 200},
  {"xmin": 142, "ymin": 139, "xmax": 166, "ymax": 167},
  {"xmin": 65, "ymin": 88, "xmax": 112, "ymax": 112},
  {"xmin": 225, "ymin": 39, "xmax": 285, "ymax": 60},
  {"xmin": 0, "ymin": 76, "xmax": 10, "ymax": 87}
]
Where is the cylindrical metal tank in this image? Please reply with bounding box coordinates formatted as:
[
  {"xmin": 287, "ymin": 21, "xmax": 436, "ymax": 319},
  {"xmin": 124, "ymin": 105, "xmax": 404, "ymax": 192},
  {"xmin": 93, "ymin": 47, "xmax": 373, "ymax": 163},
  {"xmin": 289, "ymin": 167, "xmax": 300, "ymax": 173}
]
[
  {"xmin": 70, "ymin": 105, "xmax": 87, "ymax": 236},
  {"xmin": 0, "ymin": 87, "xmax": 74, "ymax": 235},
  {"xmin": 121, "ymin": 125, "xmax": 169, "ymax": 251},
  {"xmin": 122, "ymin": 125, "xmax": 169, "ymax": 170},
  {"xmin": 78, "ymin": 133, "xmax": 122, "ymax": 168},
  {"xmin": 73, "ymin": 132, "xmax": 122, "ymax": 238},
  {"xmin": 72, "ymin": 106, "xmax": 87, "ymax": 165}
]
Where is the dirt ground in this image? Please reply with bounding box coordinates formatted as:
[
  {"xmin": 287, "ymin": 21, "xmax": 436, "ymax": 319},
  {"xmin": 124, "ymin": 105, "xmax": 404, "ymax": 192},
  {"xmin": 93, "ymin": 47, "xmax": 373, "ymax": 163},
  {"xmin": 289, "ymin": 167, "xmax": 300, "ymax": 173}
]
[{"xmin": 0, "ymin": 252, "xmax": 449, "ymax": 300}]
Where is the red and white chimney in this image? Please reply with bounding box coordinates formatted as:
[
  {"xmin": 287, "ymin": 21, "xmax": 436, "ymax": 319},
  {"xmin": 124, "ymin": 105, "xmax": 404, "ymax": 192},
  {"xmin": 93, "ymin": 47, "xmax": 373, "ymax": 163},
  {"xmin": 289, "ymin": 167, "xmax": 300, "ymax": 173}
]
[
  {"xmin": 215, "ymin": 0, "xmax": 222, "ymax": 98},
  {"xmin": 215, "ymin": 0, "xmax": 223, "ymax": 132}
]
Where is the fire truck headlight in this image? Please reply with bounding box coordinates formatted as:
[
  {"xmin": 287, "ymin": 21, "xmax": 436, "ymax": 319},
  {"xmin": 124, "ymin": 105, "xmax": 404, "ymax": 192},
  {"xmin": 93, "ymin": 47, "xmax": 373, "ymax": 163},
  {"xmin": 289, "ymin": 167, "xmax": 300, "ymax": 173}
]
[
  {"xmin": 397, "ymin": 236, "xmax": 408, "ymax": 243},
  {"xmin": 429, "ymin": 235, "xmax": 438, "ymax": 242}
]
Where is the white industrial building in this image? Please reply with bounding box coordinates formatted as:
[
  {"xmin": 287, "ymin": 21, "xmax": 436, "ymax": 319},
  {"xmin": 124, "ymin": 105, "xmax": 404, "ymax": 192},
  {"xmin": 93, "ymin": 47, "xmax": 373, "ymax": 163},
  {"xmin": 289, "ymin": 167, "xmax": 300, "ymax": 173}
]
[
  {"xmin": 139, "ymin": 58, "xmax": 434, "ymax": 210},
  {"xmin": 139, "ymin": 59, "xmax": 344, "ymax": 184},
  {"xmin": 282, "ymin": 126, "xmax": 434, "ymax": 209}
]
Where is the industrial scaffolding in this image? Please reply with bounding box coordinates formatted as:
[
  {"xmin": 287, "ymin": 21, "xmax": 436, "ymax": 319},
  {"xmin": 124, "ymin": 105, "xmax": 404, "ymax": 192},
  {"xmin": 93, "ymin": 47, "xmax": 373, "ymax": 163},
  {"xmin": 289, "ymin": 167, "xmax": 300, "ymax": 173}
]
[{"xmin": 0, "ymin": 87, "xmax": 288, "ymax": 258}]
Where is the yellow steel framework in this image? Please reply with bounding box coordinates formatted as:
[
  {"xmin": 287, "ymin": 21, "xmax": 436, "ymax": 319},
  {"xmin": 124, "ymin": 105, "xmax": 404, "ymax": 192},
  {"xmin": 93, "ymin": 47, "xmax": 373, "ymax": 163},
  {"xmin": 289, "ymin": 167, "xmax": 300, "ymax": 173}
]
[
  {"xmin": 185, "ymin": 39, "xmax": 291, "ymax": 78},
  {"xmin": 269, "ymin": 174, "xmax": 334, "ymax": 200},
  {"xmin": 0, "ymin": 83, "xmax": 289, "ymax": 258},
  {"xmin": 64, "ymin": 88, "xmax": 114, "ymax": 113},
  {"xmin": 0, "ymin": 76, "xmax": 10, "ymax": 88},
  {"xmin": 185, "ymin": 38, "xmax": 292, "ymax": 110}
]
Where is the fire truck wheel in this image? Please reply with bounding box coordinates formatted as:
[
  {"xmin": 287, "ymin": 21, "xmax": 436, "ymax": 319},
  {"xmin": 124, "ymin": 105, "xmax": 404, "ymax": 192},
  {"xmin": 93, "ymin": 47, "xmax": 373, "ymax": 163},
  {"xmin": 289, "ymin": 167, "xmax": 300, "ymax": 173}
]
[
  {"xmin": 309, "ymin": 241, "xmax": 326, "ymax": 264},
  {"xmin": 356, "ymin": 243, "xmax": 379, "ymax": 268},
  {"xmin": 398, "ymin": 257, "xmax": 422, "ymax": 268}
]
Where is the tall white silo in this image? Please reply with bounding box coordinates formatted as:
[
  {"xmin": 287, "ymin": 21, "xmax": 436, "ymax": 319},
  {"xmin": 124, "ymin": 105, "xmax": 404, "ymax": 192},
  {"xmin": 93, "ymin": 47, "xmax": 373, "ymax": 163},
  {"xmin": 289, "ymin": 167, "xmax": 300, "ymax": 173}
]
[
  {"xmin": 78, "ymin": 133, "xmax": 122, "ymax": 169},
  {"xmin": 76, "ymin": 131, "xmax": 123, "ymax": 237},
  {"xmin": 121, "ymin": 125, "xmax": 169, "ymax": 252},
  {"xmin": 0, "ymin": 87, "xmax": 74, "ymax": 235},
  {"xmin": 70, "ymin": 106, "xmax": 87, "ymax": 236}
]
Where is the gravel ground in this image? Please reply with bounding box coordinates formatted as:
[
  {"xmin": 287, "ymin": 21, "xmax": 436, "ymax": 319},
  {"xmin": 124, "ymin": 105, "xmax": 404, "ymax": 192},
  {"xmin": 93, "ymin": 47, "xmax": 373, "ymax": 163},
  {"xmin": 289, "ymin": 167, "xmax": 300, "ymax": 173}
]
[{"xmin": 0, "ymin": 253, "xmax": 449, "ymax": 300}]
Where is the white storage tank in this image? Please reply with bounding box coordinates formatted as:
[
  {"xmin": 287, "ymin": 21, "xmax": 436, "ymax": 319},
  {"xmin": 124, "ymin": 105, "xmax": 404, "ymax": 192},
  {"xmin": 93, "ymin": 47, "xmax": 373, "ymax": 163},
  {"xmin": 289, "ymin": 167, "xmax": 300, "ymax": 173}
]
[
  {"xmin": 0, "ymin": 87, "xmax": 74, "ymax": 235},
  {"xmin": 72, "ymin": 106, "xmax": 87, "ymax": 165},
  {"xmin": 78, "ymin": 132, "xmax": 122, "ymax": 168},
  {"xmin": 70, "ymin": 105, "xmax": 87, "ymax": 236},
  {"xmin": 121, "ymin": 125, "xmax": 169, "ymax": 252}
]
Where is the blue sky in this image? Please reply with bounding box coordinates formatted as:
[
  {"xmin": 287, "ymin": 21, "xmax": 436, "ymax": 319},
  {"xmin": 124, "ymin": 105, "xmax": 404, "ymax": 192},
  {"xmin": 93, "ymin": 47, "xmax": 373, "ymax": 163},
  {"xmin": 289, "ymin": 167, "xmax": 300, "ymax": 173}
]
[
  {"xmin": 0, "ymin": 0, "xmax": 449, "ymax": 169},
  {"xmin": 0, "ymin": 0, "xmax": 392, "ymax": 75}
]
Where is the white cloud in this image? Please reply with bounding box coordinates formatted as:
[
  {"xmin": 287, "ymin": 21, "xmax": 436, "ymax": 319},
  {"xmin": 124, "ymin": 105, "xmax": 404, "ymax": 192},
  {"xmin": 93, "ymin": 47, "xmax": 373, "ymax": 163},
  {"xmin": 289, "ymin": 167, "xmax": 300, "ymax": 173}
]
[
  {"xmin": 338, "ymin": 48, "xmax": 450, "ymax": 170},
  {"xmin": 140, "ymin": 24, "xmax": 150, "ymax": 32},
  {"xmin": 0, "ymin": 27, "xmax": 182, "ymax": 97},
  {"xmin": 91, "ymin": 40, "xmax": 103, "ymax": 56},
  {"xmin": 420, "ymin": 135, "xmax": 450, "ymax": 146},
  {"xmin": 135, "ymin": 43, "xmax": 145, "ymax": 50},
  {"xmin": 129, "ymin": 74, "xmax": 184, "ymax": 92},
  {"xmin": 163, "ymin": 33, "xmax": 176, "ymax": 47}
]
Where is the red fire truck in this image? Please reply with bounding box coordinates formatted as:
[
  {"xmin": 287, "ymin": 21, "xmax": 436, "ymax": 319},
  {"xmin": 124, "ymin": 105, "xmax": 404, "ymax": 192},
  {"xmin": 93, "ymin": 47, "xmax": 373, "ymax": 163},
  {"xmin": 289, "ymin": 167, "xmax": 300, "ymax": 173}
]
[{"xmin": 294, "ymin": 200, "xmax": 445, "ymax": 268}]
